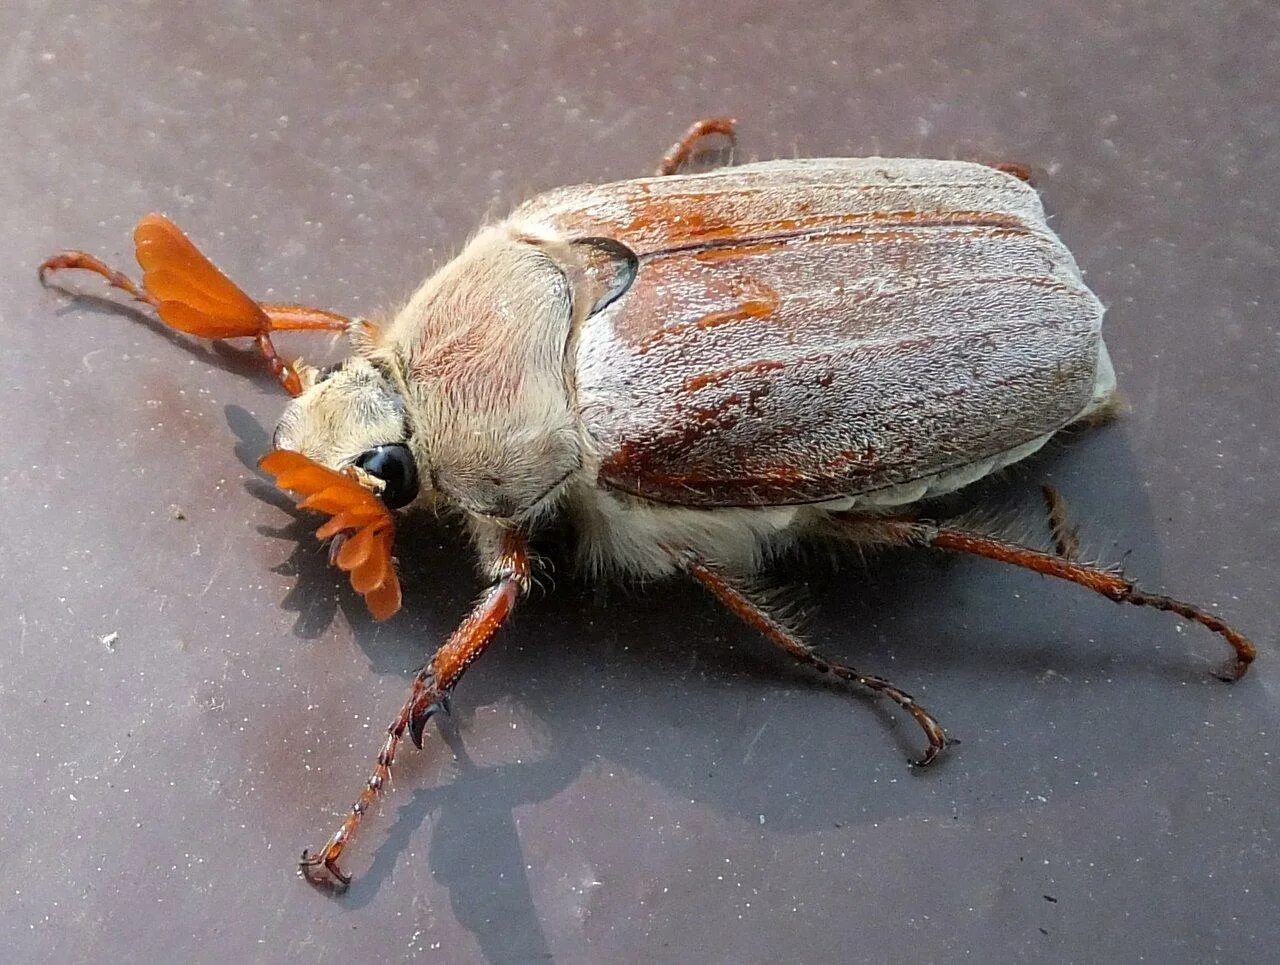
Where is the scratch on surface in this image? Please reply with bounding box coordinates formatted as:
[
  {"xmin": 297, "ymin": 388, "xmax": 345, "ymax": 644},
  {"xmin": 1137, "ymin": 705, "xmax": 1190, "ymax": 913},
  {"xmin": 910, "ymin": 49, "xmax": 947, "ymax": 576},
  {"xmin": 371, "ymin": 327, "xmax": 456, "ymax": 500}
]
[
  {"xmin": 198, "ymin": 534, "xmax": 235, "ymax": 598},
  {"xmin": 742, "ymin": 709, "xmax": 774, "ymax": 765}
]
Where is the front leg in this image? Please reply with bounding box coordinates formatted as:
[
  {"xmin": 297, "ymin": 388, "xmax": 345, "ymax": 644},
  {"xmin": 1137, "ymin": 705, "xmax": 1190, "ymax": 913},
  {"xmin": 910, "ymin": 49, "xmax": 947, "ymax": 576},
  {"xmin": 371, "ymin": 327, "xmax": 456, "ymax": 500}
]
[
  {"xmin": 39, "ymin": 215, "xmax": 360, "ymax": 396},
  {"xmin": 300, "ymin": 529, "xmax": 531, "ymax": 892}
]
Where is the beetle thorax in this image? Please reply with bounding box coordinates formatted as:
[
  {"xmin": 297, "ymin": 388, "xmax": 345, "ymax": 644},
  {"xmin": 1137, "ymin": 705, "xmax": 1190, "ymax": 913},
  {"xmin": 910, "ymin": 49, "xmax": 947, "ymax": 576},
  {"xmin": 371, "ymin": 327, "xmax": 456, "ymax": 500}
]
[{"xmin": 382, "ymin": 224, "xmax": 585, "ymax": 522}]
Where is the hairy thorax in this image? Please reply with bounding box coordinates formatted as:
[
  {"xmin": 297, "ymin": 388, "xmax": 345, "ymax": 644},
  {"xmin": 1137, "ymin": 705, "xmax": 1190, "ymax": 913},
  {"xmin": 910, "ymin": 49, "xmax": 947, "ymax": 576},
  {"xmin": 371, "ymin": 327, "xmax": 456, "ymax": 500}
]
[{"xmin": 378, "ymin": 223, "xmax": 585, "ymax": 522}]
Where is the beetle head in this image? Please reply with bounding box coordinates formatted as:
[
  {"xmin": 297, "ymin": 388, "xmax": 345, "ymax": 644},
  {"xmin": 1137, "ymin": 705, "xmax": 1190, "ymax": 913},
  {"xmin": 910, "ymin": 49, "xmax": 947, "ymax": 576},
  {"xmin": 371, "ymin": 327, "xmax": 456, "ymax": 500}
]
[{"xmin": 271, "ymin": 356, "xmax": 421, "ymax": 509}]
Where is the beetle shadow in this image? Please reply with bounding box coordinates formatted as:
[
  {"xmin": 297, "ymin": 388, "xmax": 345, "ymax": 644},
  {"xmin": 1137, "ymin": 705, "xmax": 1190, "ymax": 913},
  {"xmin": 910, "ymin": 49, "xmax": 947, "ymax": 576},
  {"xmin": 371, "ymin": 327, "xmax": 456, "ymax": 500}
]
[
  {"xmin": 343, "ymin": 719, "xmax": 582, "ymax": 963},
  {"xmin": 225, "ymin": 406, "xmax": 1242, "ymax": 960}
]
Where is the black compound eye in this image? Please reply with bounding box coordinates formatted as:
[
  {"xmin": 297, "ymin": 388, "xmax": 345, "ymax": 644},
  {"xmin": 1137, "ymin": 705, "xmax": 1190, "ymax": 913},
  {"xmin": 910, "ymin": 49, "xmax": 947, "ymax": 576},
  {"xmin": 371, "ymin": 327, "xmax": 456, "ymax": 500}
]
[{"xmin": 355, "ymin": 444, "xmax": 419, "ymax": 510}]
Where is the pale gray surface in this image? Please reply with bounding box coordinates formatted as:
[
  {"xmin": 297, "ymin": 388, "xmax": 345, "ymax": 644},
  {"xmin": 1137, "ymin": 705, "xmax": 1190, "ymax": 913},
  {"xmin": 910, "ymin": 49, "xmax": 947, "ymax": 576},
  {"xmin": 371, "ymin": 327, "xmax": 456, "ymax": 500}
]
[{"xmin": 1, "ymin": 2, "xmax": 1276, "ymax": 963}]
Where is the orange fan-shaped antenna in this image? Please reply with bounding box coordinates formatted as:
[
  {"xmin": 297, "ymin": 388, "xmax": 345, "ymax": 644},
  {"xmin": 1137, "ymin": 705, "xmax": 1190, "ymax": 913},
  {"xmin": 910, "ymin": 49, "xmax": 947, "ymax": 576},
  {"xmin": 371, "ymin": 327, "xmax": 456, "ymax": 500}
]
[
  {"xmin": 133, "ymin": 214, "xmax": 271, "ymax": 340},
  {"xmin": 133, "ymin": 215, "xmax": 307, "ymax": 394},
  {"xmin": 260, "ymin": 450, "xmax": 402, "ymax": 620}
]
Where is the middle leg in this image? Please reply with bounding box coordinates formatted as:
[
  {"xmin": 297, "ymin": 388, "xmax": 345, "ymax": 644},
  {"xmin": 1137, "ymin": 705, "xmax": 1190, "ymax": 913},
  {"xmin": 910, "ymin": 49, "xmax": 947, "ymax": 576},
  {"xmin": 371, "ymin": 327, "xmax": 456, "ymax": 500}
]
[{"xmin": 682, "ymin": 553, "xmax": 952, "ymax": 766}]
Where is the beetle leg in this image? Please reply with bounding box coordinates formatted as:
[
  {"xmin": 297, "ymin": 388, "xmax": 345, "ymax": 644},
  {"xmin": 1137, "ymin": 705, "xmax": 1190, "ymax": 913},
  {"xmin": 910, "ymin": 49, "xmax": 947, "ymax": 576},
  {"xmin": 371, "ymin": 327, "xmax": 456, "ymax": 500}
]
[
  {"xmin": 682, "ymin": 554, "xmax": 953, "ymax": 767},
  {"xmin": 255, "ymin": 303, "xmax": 350, "ymax": 333},
  {"xmin": 40, "ymin": 230, "xmax": 371, "ymax": 398},
  {"xmin": 256, "ymin": 305, "xmax": 383, "ymax": 350},
  {"xmin": 1041, "ymin": 484, "xmax": 1081, "ymax": 559},
  {"xmin": 252, "ymin": 306, "xmax": 381, "ymax": 394},
  {"xmin": 40, "ymin": 251, "xmax": 360, "ymax": 336},
  {"xmin": 655, "ymin": 117, "xmax": 739, "ymax": 176},
  {"xmin": 835, "ymin": 516, "xmax": 1256, "ymax": 683},
  {"xmin": 987, "ymin": 161, "xmax": 1036, "ymax": 184},
  {"xmin": 38, "ymin": 249, "xmax": 159, "ymax": 307},
  {"xmin": 299, "ymin": 530, "xmax": 531, "ymax": 893},
  {"xmin": 40, "ymin": 250, "xmax": 355, "ymax": 331}
]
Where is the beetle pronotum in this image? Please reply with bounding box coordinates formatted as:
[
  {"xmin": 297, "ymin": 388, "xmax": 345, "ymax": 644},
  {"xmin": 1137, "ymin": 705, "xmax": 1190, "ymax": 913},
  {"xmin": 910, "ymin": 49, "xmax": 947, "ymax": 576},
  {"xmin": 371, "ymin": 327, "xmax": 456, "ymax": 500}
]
[{"xmin": 39, "ymin": 119, "xmax": 1255, "ymax": 892}]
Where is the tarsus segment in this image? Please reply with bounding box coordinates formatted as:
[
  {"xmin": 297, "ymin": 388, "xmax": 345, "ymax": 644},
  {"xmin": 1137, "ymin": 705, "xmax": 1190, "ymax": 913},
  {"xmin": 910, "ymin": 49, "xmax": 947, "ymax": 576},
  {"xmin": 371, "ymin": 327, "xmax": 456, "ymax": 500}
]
[{"xmin": 685, "ymin": 555, "xmax": 952, "ymax": 766}]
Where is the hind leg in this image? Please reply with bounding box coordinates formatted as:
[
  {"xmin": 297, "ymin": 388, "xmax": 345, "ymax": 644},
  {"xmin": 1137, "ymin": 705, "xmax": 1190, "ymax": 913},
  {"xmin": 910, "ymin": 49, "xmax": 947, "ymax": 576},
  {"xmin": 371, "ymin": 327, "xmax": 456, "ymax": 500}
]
[{"xmin": 833, "ymin": 515, "xmax": 1256, "ymax": 682}]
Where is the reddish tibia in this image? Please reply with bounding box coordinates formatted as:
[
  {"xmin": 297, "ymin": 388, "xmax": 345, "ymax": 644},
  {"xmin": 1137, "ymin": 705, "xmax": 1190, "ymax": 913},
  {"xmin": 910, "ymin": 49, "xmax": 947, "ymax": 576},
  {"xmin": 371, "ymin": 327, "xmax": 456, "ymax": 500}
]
[
  {"xmin": 39, "ymin": 214, "xmax": 350, "ymax": 396},
  {"xmin": 300, "ymin": 531, "xmax": 531, "ymax": 892},
  {"xmin": 257, "ymin": 303, "xmax": 353, "ymax": 332},
  {"xmin": 259, "ymin": 450, "xmax": 402, "ymax": 620}
]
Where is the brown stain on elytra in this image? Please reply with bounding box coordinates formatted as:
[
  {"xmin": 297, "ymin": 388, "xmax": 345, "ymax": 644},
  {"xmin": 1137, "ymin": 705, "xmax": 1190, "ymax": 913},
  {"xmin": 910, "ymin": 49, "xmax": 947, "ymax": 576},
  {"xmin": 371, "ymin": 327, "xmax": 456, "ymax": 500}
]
[
  {"xmin": 696, "ymin": 280, "xmax": 781, "ymax": 331},
  {"xmin": 823, "ymin": 444, "xmax": 879, "ymax": 473},
  {"xmin": 623, "ymin": 204, "xmax": 729, "ymax": 237},
  {"xmin": 678, "ymin": 222, "xmax": 1031, "ymax": 266},
  {"xmin": 637, "ymin": 278, "xmax": 781, "ymax": 354},
  {"xmin": 691, "ymin": 240, "xmax": 790, "ymax": 263},
  {"xmin": 623, "ymin": 205, "xmax": 1026, "ymax": 253}
]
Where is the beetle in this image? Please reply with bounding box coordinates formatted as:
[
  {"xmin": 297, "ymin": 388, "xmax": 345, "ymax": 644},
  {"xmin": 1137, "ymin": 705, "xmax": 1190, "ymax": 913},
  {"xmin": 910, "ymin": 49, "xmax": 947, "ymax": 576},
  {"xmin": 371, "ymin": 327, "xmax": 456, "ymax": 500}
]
[{"xmin": 38, "ymin": 119, "xmax": 1255, "ymax": 891}]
